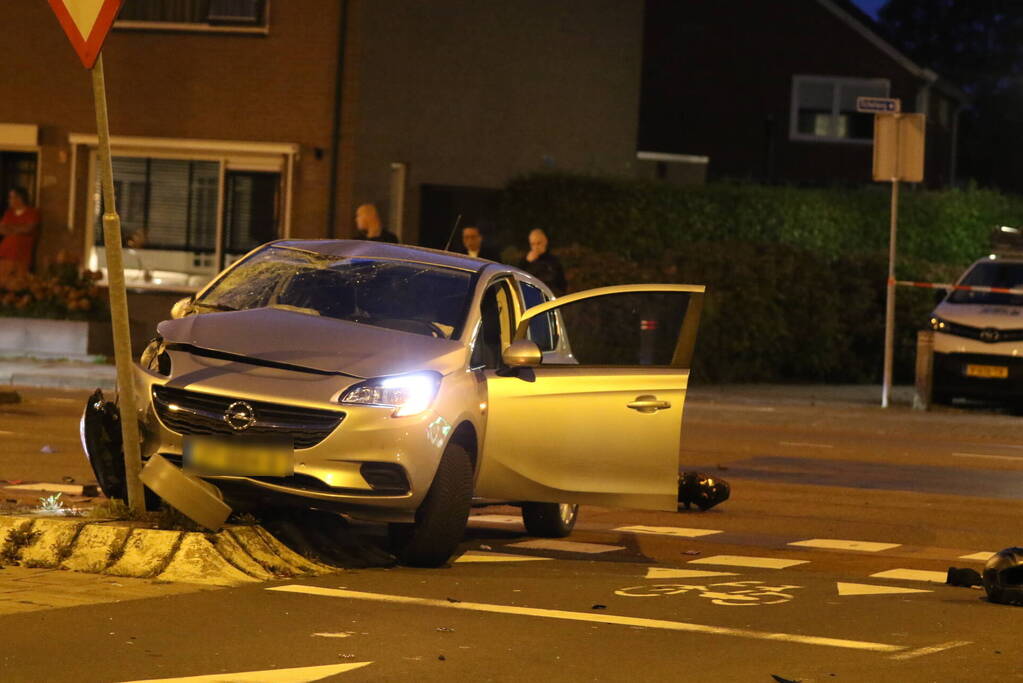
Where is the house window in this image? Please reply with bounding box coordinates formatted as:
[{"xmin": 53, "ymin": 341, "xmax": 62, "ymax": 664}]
[
  {"xmin": 116, "ymin": 0, "xmax": 269, "ymax": 33},
  {"xmin": 790, "ymin": 76, "xmax": 890, "ymax": 143},
  {"xmin": 90, "ymin": 154, "xmax": 282, "ymax": 291}
]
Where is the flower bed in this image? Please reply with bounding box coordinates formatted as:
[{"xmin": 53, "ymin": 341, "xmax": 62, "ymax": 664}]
[{"xmin": 0, "ymin": 260, "xmax": 105, "ymax": 321}]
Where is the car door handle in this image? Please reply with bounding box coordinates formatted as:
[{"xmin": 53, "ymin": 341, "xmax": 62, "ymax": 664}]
[{"xmin": 627, "ymin": 395, "xmax": 671, "ymax": 413}]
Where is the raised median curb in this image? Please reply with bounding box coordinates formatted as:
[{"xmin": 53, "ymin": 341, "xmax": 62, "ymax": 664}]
[{"xmin": 0, "ymin": 515, "xmax": 335, "ymax": 586}]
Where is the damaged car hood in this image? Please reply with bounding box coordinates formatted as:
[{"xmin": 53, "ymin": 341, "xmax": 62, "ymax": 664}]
[{"xmin": 157, "ymin": 308, "xmax": 467, "ymax": 378}]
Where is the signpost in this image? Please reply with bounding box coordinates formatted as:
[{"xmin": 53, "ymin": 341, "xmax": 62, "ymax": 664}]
[
  {"xmin": 47, "ymin": 0, "xmax": 146, "ymax": 513},
  {"xmin": 859, "ymin": 96, "xmax": 926, "ymax": 408}
]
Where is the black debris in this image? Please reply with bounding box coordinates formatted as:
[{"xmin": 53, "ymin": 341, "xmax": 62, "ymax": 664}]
[
  {"xmin": 591, "ymin": 604, "xmax": 607, "ymax": 610},
  {"xmin": 946, "ymin": 567, "xmax": 983, "ymax": 587},
  {"xmin": 771, "ymin": 676, "xmax": 801, "ymax": 683},
  {"xmin": 438, "ymin": 655, "xmax": 446, "ymax": 661},
  {"xmin": 446, "ymin": 597, "xmax": 461, "ymax": 603}
]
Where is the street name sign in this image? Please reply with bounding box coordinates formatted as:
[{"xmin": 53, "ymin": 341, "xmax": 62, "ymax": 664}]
[
  {"xmin": 47, "ymin": 0, "xmax": 124, "ymax": 69},
  {"xmin": 857, "ymin": 96, "xmax": 901, "ymax": 114}
]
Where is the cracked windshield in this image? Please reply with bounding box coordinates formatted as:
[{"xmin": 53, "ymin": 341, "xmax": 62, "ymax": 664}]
[{"xmin": 195, "ymin": 246, "xmax": 473, "ymax": 338}]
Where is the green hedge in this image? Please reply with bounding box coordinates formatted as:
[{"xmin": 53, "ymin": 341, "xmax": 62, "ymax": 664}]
[
  {"xmin": 498, "ymin": 173, "xmax": 1023, "ymax": 269},
  {"xmin": 495, "ymin": 173, "xmax": 1018, "ymax": 383}
]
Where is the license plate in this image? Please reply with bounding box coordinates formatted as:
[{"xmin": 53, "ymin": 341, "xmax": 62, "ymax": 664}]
[
  {"xmin": 183, "ymin": 435, "xmax": 294, "ymax": 476},
  {"xmin": 965, "ymin": 364, "xmax": 1009, "ymax": 379}
]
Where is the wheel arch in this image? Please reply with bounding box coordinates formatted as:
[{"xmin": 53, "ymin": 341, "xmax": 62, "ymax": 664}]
[{"xmin": 448, "ymin": 420, "xmax": 479, "ymax": 473}]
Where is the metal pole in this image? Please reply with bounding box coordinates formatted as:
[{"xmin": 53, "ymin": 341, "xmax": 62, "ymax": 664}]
[
  {"xmin": 882, "ymin": 177, "xmax": 899, "ymax": 408},
  {"xmin": 91, "ymin": 55, "xmax": 146, "ymax": 513}
]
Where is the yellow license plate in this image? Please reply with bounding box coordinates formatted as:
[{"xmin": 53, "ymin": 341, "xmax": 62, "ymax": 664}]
[
  {"xmin": 183, "ymin": 436, "xmax": 294, "ymax": 476},
  {"xmin": 966, "ymin": 364, "xmax": 1009, "ymax": 379}
]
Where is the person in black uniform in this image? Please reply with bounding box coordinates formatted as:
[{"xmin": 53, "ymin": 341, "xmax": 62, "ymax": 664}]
[
  {"xmin": 519, "ymin": 228, "xmax": 566, "ymax": 295},
  {"xmin": 355, "ymin": 203, "xmax": 399, "ymax": 243}
]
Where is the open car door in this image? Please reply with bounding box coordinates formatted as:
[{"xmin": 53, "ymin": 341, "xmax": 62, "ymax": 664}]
[{"xmin": 475, "ymin": 284, "xmax": 704, "ymax": 511}]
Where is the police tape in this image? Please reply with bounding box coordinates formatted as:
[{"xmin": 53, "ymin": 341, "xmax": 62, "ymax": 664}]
[{"xmin": 891, "ymin": 278, "xmax": 1023, "ymax": 296}]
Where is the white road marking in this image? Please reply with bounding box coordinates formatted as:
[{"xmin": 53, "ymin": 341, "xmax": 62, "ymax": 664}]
[
  {"xmin": 454, "ymin": 551, "xmax": 551, "ymax": 563},
  {"xmin": 508, "ymin": 539, "xmax": 624, "ymax": 554},
  {"xmin": 468, "ymin": 514, "xmax": 522, "ymax": 525},
  {"xmin": 952, "ymin": 452, "xmax": 1023, "ymax": 461},
  {"xmin": 836, "ymin": 582, "xmax": 931, "ymax": 597},
  {"xmin": 779, "ymin": 441, "xmax": 834, "ymax": 449},
  {"xmin": 688, "ymin": 555, "xmax": 809, "ymax": 570},
  {"xmin": 268, "ymin": 585, "xmax": 907, "ymax": 653},
  {"xmin": 958, "ymin": 552, "xmax": 996, "ymax": 562},
  {"xmin": 117, "ymin": 662, "xmax": 372, "ymax": 682},
  {"xmin": 645, "ymin": 567, "xmax": 738, "ymax": 579},
  {"xmin": 0, "ymin": 430, "xmax": 16, "ymax": 435},
  {"xmin": 615, "ymin": 525, "xmax": 723, "ymax": 538},
  {"xmin": 889, "ymin": 641, "xmax": 971, "ymax": 661},
  {"xmin": 788, "ymin": 539, "xmax": 901, "ymax": 553},
  {"xmin": 311, "ymin": 632, "xmax": 353, "ymax": 638},
  {"xmin": 870, "ymin": 569, "xmax": 948, "ymax": 583}
]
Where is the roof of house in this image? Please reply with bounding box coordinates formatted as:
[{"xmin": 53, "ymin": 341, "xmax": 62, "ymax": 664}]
[{"xmin": 817, "ymin": 0, "xmax": 968, "ymax": 103}]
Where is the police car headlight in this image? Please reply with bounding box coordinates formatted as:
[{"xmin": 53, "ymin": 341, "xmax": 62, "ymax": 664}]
[
  {"xmin": 930, "ymin": 316, "xmax": 950, "ymax": 332},
  {"xmin": 340, "ymin": 372, "xmax": 441, "ymax": 417}
]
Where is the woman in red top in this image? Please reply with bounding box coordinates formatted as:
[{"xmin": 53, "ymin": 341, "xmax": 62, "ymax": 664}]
[{"xmin": 0, "ymin": 187, "xmax": 39, "ymax": 277}]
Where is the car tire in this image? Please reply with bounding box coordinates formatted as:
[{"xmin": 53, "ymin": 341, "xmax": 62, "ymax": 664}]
[
  {"xmin": 389, "ymin": 442, "xmax": 473, "ymax": 567},
  {"xmin": 521, "ymin": 502, "xmax": 578, "ymax": 538}
]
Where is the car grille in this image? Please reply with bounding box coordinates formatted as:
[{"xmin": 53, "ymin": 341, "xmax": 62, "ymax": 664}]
[
  {"xmin": 941, "ymin": 320, "xmax": 1023, "ymax": 343},
  {"xmin": 152, "ymin": 386, "xmax": 344, "ymax": 449}
]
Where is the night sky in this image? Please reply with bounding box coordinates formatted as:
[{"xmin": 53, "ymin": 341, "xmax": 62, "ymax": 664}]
[{"xmin": 852, "ymin": 0, "xmax": 886, "ymax": 19}]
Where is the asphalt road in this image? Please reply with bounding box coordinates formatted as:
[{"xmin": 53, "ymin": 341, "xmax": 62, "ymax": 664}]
[{"xmin": 1, "ymin": 386, "xmax": 1023, "ymax": 681}]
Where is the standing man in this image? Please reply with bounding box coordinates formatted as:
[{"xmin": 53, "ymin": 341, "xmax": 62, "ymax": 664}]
[
  {"xmin": 455, "ymin": 225, "xmax": 501, "ymax": 261},
  {"xmin": 0, "ymin": 187, "xmax": 40, "ymax": 277},
  {"xmin": 519, "ymin": 228, "xmax": 566, "ymax": 295},
  {"xmin": 354, "ymin": 203, "xmax": 399, "ymax": 243}
]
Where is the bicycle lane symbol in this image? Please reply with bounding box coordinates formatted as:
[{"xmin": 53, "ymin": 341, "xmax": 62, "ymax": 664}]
[{"xmin": 614, "ymin": 581, "xmax": 801, "ymax": 606}]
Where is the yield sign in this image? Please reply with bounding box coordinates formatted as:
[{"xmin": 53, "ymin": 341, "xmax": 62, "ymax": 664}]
[{"xmin": 47, "ymin": 0, "xmax": 124, "ymax": 69}]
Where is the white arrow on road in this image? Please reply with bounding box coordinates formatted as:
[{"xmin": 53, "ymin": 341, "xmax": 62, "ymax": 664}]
[
  {"xmin": 118, "ymin": 662, "xmax": 372, "ymax": 683},
  {"xmin": 837, "ymin": 582, "xmax": 931, "ymax": 597}
]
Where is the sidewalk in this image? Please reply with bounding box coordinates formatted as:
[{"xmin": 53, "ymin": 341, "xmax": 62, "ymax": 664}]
[{"xmin": 0, "ymin": 358, "xmax": 115, "ymax": 391}]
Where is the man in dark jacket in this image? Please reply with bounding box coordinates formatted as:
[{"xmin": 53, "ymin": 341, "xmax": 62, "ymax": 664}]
[
  {"xmin": 355, "ymin": 203, "xmax": 399, "ymax": 243},
  {"xmin": 455, "ymin": 225, "xmax": 501, "ymax": 261},
  {"xmin": 519, "ymin": 228, "xmax": 566, "ymax": 295}
]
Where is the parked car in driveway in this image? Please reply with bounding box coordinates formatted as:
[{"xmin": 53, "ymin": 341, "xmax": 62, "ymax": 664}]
[{"xmin": 82, "ymin": 240, "xmax": 704, "ymax": 566}]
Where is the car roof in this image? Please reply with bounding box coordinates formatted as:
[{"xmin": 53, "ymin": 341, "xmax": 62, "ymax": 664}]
[{"xmin": 269, "ymin": 239, "xmax": 501, "ymax": 273}]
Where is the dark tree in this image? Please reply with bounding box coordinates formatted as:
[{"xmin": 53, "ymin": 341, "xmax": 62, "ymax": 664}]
[{"xmin": 878, "ymin": 0, "xmax": 1023, "ymax": 191}]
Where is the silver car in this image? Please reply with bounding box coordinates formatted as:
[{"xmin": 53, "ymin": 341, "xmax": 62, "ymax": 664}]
[{"xmin": 83, "ymin": 240, "xmax": 704, "ymax": 566}]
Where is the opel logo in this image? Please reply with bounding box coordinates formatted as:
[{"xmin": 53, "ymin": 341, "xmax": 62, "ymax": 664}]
[
  {"xmin": 980, "ymin": 328, "xmax": 1001, "ymax": 343},
  {"xmin": 224, "ymin": 401, "xmax": 257, "ymax": 431}
]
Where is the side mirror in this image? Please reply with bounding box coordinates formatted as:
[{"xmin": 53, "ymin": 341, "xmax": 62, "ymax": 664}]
[
  {"xmin": 502, "ymin": 339, "xmax": 542, "ymax": 367},
  {"xmin": 170, "ymin": 295, "xmax": 195, "ymax": 319}
]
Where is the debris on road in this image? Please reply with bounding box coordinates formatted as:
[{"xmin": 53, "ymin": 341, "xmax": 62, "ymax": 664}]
[
  {"xmin": 0, "ymin": 390, "xmax": 20, "ymax": 404},
  {"xmin": 983, "ymin": 547, "xmax": 1023, "ymax": 605},
  {"xmin": 946, "ymin": 567, "xmax": 983, "ymax": 588},
  {"xmin": 39, "ymin": 444, "xmax": 57, "ymax": 454},
  {"xmin": 678, "ymin": 471, "xmax": 730, "ymax": 511}
]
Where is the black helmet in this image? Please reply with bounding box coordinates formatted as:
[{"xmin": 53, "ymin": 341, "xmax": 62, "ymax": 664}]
[
  {"xmin": 983, "ymin": 547, "xmax": 1023, "ymax": 605},
  {"xmin": 678, "ymin": 472, "xmax": 730, "ymax": 511}
]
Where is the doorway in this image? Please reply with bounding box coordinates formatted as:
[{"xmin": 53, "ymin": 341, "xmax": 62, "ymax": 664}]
[
  {"xmin": 0, "ymin": 152, "xmax": 38, "ymax": 212},
  {"xmin": 419, "ymin": 184, "xmax": 500, "ymax": 251}
]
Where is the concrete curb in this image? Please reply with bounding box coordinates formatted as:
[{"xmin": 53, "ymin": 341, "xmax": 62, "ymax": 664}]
[{"xmin": 0, "ymin": 516, "xmax": 335, "ymax": 586}]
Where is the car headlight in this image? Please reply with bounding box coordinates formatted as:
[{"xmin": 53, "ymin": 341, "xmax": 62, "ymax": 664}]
[
  {"xmin": 140, "ymin": 337, "xmax": 171, "ymax": 376},
  {"xmin": 930, "ymin": 316, "xmax": 950, "ymax": 332},
  {"xmin": 340, "ymin": 372, "xmax": 441, "ymax": 417}
]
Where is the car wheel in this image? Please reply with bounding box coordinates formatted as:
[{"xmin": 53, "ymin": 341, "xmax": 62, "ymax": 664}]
[
  {"xmin": 521, "ymin": 502, "xmax": 578, "ymax": 538},
  {"xmin": 389, "ymin": 442, "xmax": 473, "ymax": 567}
]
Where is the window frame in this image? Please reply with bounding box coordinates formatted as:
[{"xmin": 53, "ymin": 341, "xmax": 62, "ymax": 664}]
[
  {"xmin": 114, "ymin": 0, "xmax": 271, "ymax": 35},
  {"xmin": 789, "ymin": 75, "xmax": 891, "ymax": 145},
  {"xmin": 73, "ymin": 135, "xmax": 298, "ymax": 293}
]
